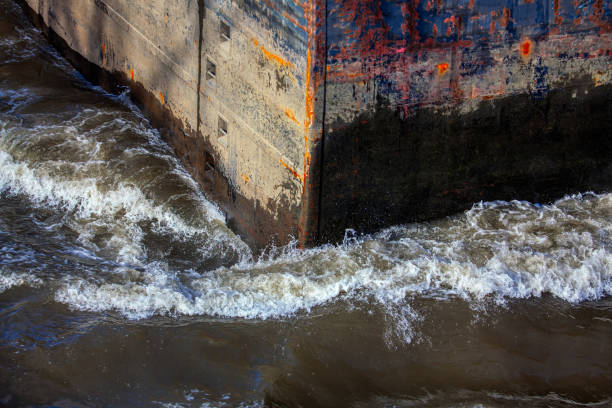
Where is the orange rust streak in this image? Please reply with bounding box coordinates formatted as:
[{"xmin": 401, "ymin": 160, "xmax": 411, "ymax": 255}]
[
  {"xmin": 302, "ymin": 47, "xmax": 313, "ymax": 191},
  {"xmin": 500, "ymin": 7, "xmax": 512, "ymax": 28},
  {"xmin": 102, "ymin": 43, "xmax": 106, "ymax": 54},
  {"xmin": 343, "ymin": 71, "xmax": 363, "ymax": 79},
  {"xmin": 252, "ymin": 38, "xmax": 295, "ymax": 69},
  {"xmin": 280, "ymin": 158, "xmax": 304, "ymax": 182},
  {"xmin": 283, "ymin": 11, "xmax": 307, "ymax": 32},
  {"xmin": 241, "ymin": 173, "xmax": 250, "ymax": 183},
  {"xmin": 130, "ymin": 68, "xmax": 134, "ymax": 81},
  {"xmin": 304, "ymin": 49, "xmax": 314, "ymax": 134},
  {"xmin": 160, "ymin": 92, "xmax": 164, "ymax": 105},
  {"xmin": 327, "ymin": 69, "xmax": 364, "ymax": 81},
  {"xmin": 284, "ymin": 107, "xmax": 301, "ymax": 125}
]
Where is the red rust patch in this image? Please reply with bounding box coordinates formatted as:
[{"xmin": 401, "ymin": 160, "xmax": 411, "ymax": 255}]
[
  {"xmin": 554, "ymin": 0, "xmax": 563, "ymax": 24},
  {"xmin": 130, "ymin": 68, "xmax": 134, "ymax": 81},
  {"xmin": 520, "ymin": 38, "xmax": 532, "ymax": 57},
  {"xmin": 436, "ymin": 62, "xmax": 450, "ymax": 75}
]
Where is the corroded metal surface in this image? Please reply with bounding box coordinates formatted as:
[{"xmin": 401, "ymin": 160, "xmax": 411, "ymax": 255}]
[
  {"xmin": 315, "ymin": 0, "xmax": 612, "ymax": 242},
  {"xmin": 323, "ymin": 0, "xmax": 611, "ymax": 121}
]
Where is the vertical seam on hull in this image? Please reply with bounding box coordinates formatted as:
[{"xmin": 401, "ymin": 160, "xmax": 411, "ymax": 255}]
[
  {"xmin": 196, "ymin": 0, "xmax": 205, "ymax": 136},
  {"xmin": 316, "ymin": 0, "xmax": 328, "ymax": 243}
]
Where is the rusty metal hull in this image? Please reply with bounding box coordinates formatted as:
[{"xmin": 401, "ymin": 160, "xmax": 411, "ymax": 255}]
[
  {"xmin": 16, "ymin": 0, "xmax": 612, "ymax": 248},
  {"xmin": 315, "ymin": 0, "xmax": 612, "ymax": 242}
]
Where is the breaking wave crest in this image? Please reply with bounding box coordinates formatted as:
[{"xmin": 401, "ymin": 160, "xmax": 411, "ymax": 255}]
[
  {"xmin": 53, "ymin": 194, "xmax": 612, "ymax": 321},
  {"xmin": 0, "ymin": 91, "xmax": 250, "ymax": 266},
  {"xmin": 0, "ymin": 270, "xmax": 42, "ymax": 294},
  {"xmin": 0, "ymin": 149, "xmax": 246, "ymax": 263}
]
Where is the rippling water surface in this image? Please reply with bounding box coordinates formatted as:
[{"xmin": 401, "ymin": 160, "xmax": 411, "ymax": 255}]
[{"xmin": 1, "ymin": 2, "xmax": 611, "ymax": 407}]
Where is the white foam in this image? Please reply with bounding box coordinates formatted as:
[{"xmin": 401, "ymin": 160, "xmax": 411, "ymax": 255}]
[
  {"xmin": 54, "ymin": 194, "xmax": 612, "ymax": 322},
  {"xmin": 0, "ymin": 270, "xmax": 42, "ymax": 294},
  {"xmin": 0, "ymin": 149, "xmax": 248, "ymax": 264}
]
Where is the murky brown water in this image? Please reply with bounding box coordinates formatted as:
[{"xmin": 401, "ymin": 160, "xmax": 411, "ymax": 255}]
[{"xmin": 1, "ymin": 2, "xmax": 611, "ymax": 407}]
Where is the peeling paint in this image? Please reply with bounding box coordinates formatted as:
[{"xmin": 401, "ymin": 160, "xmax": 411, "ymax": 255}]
[{"xmin": 284, "ymin": 107, "xmax": 301, "ymax": 125}]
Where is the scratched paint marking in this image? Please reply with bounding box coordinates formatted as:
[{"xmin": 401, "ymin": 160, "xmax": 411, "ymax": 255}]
[
  {"xmin": 252, "ymin": 38, "xmax": 296, "ymax": 69},
  {"xmin": 280, "ymin": 158, "xmax": 303, "ymax": 182}
]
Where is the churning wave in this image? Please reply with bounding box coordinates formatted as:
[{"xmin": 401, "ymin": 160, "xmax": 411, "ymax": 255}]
[
  {"xmin": 0, "ymin": 89, "xmax": 250, "ymax": 266},
  {"xmin": 0, "ymin": 269, "xmax": 42, "ymax": 294},
  {"xmin": 52, "ymin": 193, "xmax": 612, "ymax": 321},
  {"xmin": 1, "ymin": 92, "xmax": 610, "ymax": 324}
]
